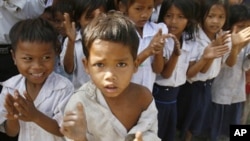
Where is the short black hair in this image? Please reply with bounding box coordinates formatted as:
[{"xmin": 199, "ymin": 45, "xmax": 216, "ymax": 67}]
[
  {"xmin": 82, "ymin": 11, "xmax": 139, "ymax": 60},
  {"xmin": 227, "ymin": 4, "xmax": 250, "ymax": 29},
  {"xmin": 9, "ymin": 18, "xmax": 58, "ymax": 51}
]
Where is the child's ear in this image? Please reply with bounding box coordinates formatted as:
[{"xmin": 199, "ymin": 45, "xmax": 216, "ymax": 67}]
[
  {"xmin": 134, "ymin": 58, "xmax": 139, "ymax": 73},
  {"xmin": 10, "ymin": 50, "xmax": 16, "ymax": 65},
  {"xmin": 82, "ymin": 58, "xmax": 89, "ymax": 74}
]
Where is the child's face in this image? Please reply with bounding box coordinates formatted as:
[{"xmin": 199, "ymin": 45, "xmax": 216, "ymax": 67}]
[
  {"xmin": 40, "ymin": 12, "xmax": 55, "ymax": 28},
  {"xmin": 54, "ymin": 11, "xmax": 66, "ymax": 37},
  {"xmin": 83, "ymin": 39, "xmax": 137, "ymax": 98},
  {"xmin": 203, "ymin": 4, "xmax": 226, "ymax": 38},
  {"xmin": 229, "ymin": 0, "xmax": 243, "ymax": 5},
  {"xmin": 79, "ymin": 7, "xmax": 105, "ymax": 29},
  {"xmin": 233, "ymin": 20, "xmax": 250, "ymax": 33},
  {"xmin": 12, "ymin": 41, "xmax": 56, "ymax": 86},
  {"xmin": 163, "ymin": 5, "xmax": 188, "ymax": 39},
  {"xmin": 127, "ymin": 0, "xmax": 154, "ymax": 29}
]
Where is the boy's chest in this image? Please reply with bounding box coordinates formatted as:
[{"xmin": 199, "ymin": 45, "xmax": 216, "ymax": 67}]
[{"xmin": 109, "ymin": 102, "xmax": 142, "ymax": 131}]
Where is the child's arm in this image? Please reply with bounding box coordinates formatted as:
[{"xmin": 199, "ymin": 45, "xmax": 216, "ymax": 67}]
[
  {"xmin": 61, "ymin": 102, "xmax": 87, "ymax": 141},
  {"xmin": 62, "ymin": 13, "xmax": 76, "ymax": 74},
  {"xmin": 200, "ymin": 31, "xmax": 230, "ymax": 73},
  {"xmin": 13, "ymin": 90, "xmax": 63, "ymax": 136},
  {"xmin": 187, "ymin": 43, "xmax": 229, "ymax": 78},
  {"xmin": 161, "ymin": 34, "xmax": 181, "ymax": 78},
  {"xmin": 226, "ymin": 26, "xmax": 250, "ymax": 67}
]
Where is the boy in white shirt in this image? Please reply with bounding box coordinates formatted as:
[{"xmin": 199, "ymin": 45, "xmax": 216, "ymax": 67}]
[{"xmin": 0, "ymin": 18, "xmax": 74, "ymax": 141}]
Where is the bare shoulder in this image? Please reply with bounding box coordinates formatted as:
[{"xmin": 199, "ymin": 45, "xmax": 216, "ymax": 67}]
[{"xmin": 129, "ymin": 83, "xmax": 153, "ymax": 110}]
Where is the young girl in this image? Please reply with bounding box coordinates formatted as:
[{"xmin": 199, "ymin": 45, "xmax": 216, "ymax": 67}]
[
  {"xmin": 0, "ymin": 18, "xmax": 74, "ymax": 141},
  {"xmin": 60, "ymin": 0, "xmax": 106, "ymax": 89},
  {"xmin": 211, "ymin": 4, "xmax": 250, "ymax": 141},
  {"xmin": 118, "ymin": 0, "xmax": 169, "ymax": 92},
  {"xmin": 177, "ymin": 0, "xmax": 231, "ymax": 141},
  {"xmin": 153, "ymin": 0, "xmax": 197, "ymax": 140},
  {"xmin": 51, "ymin": 0, "xmax": 74, "ymax": 80},
  {"xmin": 243, "ymin": 69, "xmax": 250, "ymax": 124}
]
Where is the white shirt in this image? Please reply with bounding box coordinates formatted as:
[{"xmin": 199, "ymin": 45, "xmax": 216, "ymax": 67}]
[
  {"xmin": 150, "ymin": 5, "xmax": 161, "ymax": 23},
  {"xmin": 131, "ymin": 21, "xmax": 168, "ymax": 92},
  {"xmin": 0, "ymin": 0, "xmax": 45, "ymax": 44},
  {"xmin": 212, "ymin": 44, "xmax": 250, "ymax": 104},
  {"xmin": 60, "ymin": 31, "xmax": 90, "ymax": 90},
  {"xmin": 0, "ymin": 72, "xmax": 74, "ymax": 141},
  {"xmin": 155, "ymin": 34, "xmax": 197, "ymax": 87},
  {"xmin": 64, "ymin": 81, "xmax": 160, "ymax": 141},
  {"xmin": 188, "ymin": 26, "xmax": 230, "ymax": 82}
]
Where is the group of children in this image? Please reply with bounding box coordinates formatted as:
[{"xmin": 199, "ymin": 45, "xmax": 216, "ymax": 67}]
[{"xmin": 0, "ymin": 0, "xmax": 250, "ymax": 141}]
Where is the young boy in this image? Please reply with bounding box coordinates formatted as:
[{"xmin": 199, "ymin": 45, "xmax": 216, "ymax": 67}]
[
  {"xmin": 60, "ymin": 11, "xmax": 160, "ymax": 141},
  {"xmin": 0, "ymin": 18, "xmax": 74, "ymax": 141}
]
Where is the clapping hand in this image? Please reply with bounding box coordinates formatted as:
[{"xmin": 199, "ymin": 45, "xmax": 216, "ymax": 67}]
[{"xmin": 61, "ymin": 102, "xmax": 87, "ymax": 141}]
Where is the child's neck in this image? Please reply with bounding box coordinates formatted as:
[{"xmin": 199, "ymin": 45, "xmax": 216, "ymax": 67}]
[
  {"xmin": 136, "ymin": 27, "xmax": 143, "ymax": 38},
  {"xmin": 25, "ymin": 80, "xmax": 43, "ymax": 100}
]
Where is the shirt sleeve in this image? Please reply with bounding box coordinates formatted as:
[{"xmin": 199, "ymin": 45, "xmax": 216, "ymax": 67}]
[
  {"xmin": 1, "ymin": 0, "xmax": 45, "ymax": 19},
  {"xmin": 128, "ymin": 100, "xmax": 161, "ymax": 141}
]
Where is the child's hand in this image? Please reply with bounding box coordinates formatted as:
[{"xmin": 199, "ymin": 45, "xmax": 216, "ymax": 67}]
[
  {"xmin": 4, "ymin": 93, "xmax": 18, "ymax": 120},
  {"xmin": 168, "ymin": 33, "xmax": 181, "ymax": 56},
  {"xmin": 147, "ymin": 29, "xmax": 168, "ymax": 55},
  {"xmin": 12, "ymin": 90, "xmax": 39, "ymax": 122},
  {"xmin": 64, "ymin": 13, "xmax": 76, "ymax": 42},
  {"xmin": 202, "ymin": 42, "xmax": 229, "ymax": 59},
  {"xmin": 231, "ymin": 26, "xmax": 250, "ymax": 49},
  {"xmin": 133, "ymin": 132, "xmax": 143, "ymax": 141},
  {"xmin": 213, "ymin": 30, "xmax": 231, "ymax": 46},
  {"xmin": 60, "ymin": 102, "xmax": 87, "ymax": 141}
]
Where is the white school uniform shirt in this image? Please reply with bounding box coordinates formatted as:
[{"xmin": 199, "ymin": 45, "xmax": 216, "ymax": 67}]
[
  {"xmin": 60, "ymin": 31, "xmax": 90, "ymax": 90},
  {"xmin": 155, "ymin": 33, "xmax": 198, "ymax": 87},
  {"xmin": 0, "ymin": 0, "xmax": 45, "ymax": 44},
  {"xmin": 150, "ymin": 5, "xmax": 161, "ymax": 23},
  {"xmin": 131, "ymin": 21, "xmax": 168, "ymax": 92},
  {"xmin": 188, "ymin": 26, "xmax": 230, "ymax": 83},
  {"xmin": 0, "ymin": 72, "xmax": 74, "ymax": 141},
  {"xmin": 212, "ymin": 44, "xmax": 250, "ymax": 104},
  {"xmin": 64, "ymin": 81, "xmax": 160, "ymax": 141}
]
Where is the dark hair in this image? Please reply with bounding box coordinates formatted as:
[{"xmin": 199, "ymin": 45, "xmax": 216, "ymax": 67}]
[
  {"xmin": 199, "ymin": 0, "xmax": 229, "ymax": 30},
  {"xmin": 82, "ymin": 11, "xmax": 139, "ymax": 60},
  {"xmin": 51, "ymin": 0, "xmax": 74, "ymax": 20},
  {"xmin": 226, "ymin": 4, "xmax": 250, "ymax": 29},
  {"xmin": 158, "ymin": 0, "xmax": 197, "ymax": 41},
  {"xmin": 106, "ymin": 0, "xmax": 120, "ymax": 11},
  {"xmin": 120, "ymin": 0, "xmax": 155, "ymax": 10},
  {"xmin": 73, "ymin": 0, "xmax": 106, "ymax": 29},
  {"xmin": 9, "ymin": 18, "xmax": 58, "ymax": 51}
]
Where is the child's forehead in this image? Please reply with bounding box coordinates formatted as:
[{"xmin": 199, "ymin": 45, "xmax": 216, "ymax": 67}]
[
  {"xmin": 131, "ymin": 0, "xmax": 154, "ymax": 6},
  {"xmin": 89, "ymin": 39, "xmax": 131, "ymax": 52},
  {"xmin": 16, "ymin": 41, "xmax": 54, "ymax": 49},
  {"xmin": 209, "ymin": 4, "xmax": 225, "ymax": 11}
]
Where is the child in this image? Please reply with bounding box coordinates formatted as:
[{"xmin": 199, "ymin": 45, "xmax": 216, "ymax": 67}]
[
  {"xmin": 242, "ymin": 69, "xmax": 250, "ymax": 124},
  {"xmin": 211, "ymin": 4, "xmax": 250, "ymax": 141},
  {"xmin": 0, "ymin": 18, "xmax": 74, "ymax": 141},
  {"xmin": 49, "ymin": 0, "xmax": 74, "ymax": 80},
  {"xmin": 60, "ymin": 11, "xmax": 160, "ymax": 141},
  {"xmin": 177, "ymin": 0, "xmax": 231, "ymax": 140},
  {"xmin": 60, "ymin": 0, "xmax": 106, "ymax": 89},
  {"xmin": 153, "ymin": 0, "xmax": 197, "ymax": 140},
  {"xmin": 118, "ymin": 0, "xmax": 169, "ymax": 92}
]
